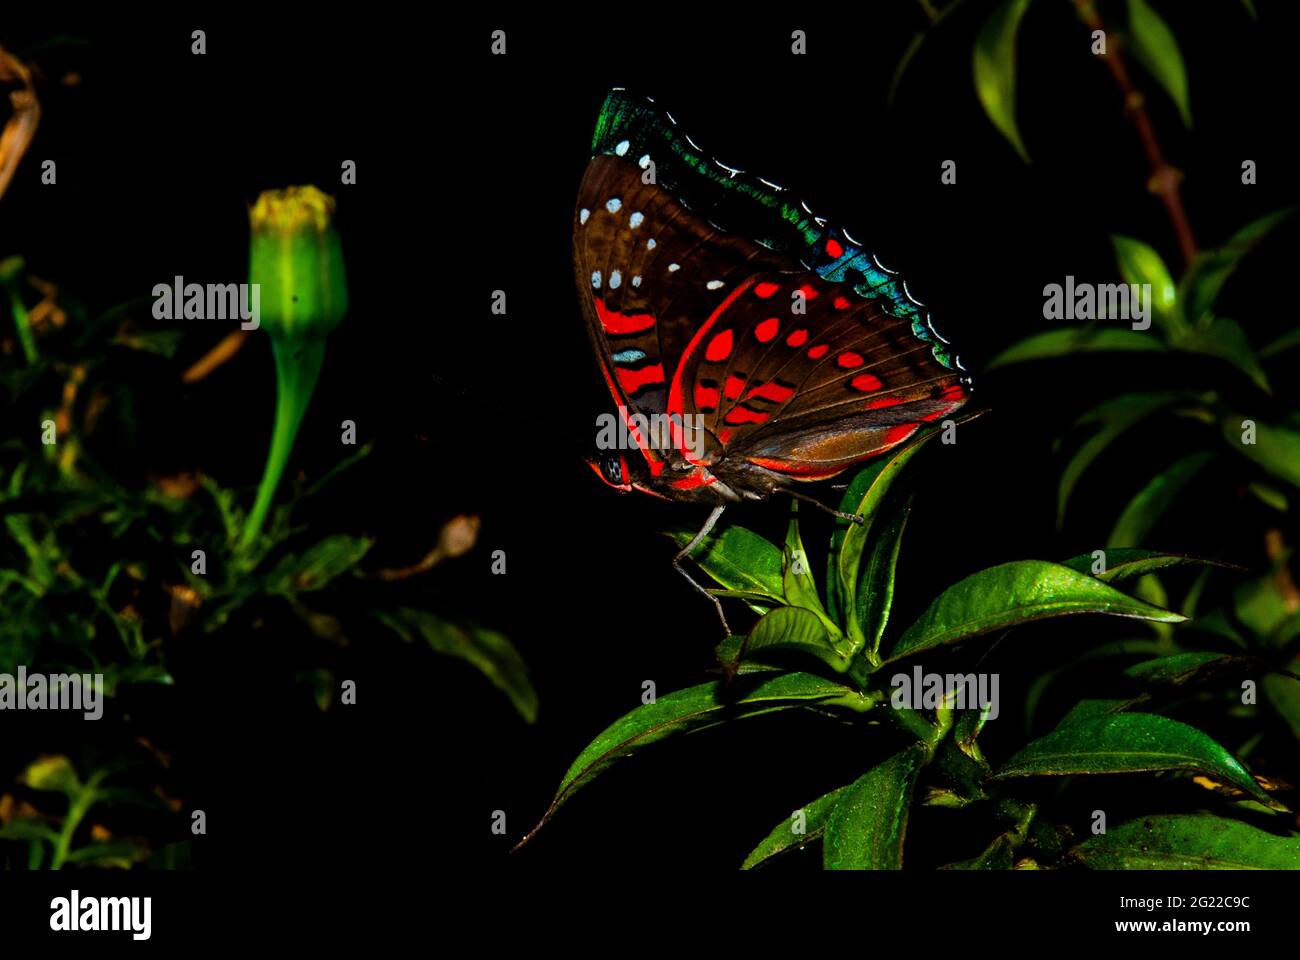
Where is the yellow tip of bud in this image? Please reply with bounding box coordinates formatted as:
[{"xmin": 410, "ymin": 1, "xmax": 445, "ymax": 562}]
[{"xmin": 249, "ymin": 185, "xmax": 337, "ymax": 234}]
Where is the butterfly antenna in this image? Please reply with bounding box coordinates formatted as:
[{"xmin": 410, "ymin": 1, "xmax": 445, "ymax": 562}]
[
  {"xmin": 785, "ymin": 488, "xmax": 863, "ymax": 524},
  {"xmin": 672, "ymin": 504, "xmax": 731, "ymax": 637}
]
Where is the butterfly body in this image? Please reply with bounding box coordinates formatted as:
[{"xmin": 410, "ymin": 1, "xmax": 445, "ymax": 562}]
[{"xmin": 575, "ymin": 91, "xmax": 970, "ymax": 507}]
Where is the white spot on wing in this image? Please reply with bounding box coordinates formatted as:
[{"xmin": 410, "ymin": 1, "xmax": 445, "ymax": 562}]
[
  {"xmin": 668, "ymin": 264, "xmax": 680, "ymax": 272},
  {"xmin": 639, "ymin": 154, "xmax": 651, "ymax": 169},
  {"xmin": 579, "ymin": 208, "xmax": 590, "ymax": 224},
  {"xmin": 706, "ymin": 280, "xmax": 724, "ymax": 290},
  {"xmin": 629, "ymin": 212, "xmax": 644, "ymax": 228},
  {"xmin": 606, "ymin": 198, "xmax": 622, "ymax": 213},
  {"xmin": 646, "ymin": 239, "xmax": 656, "ymax": 249},
  {"xmin": 614, "ymin": 140, "xmax": 630, "ymax": 156},
  {"xmin": 632, "ymin": 275, "xmax": 642, "ymax": 287},
  {"xmin": 591, "ymin": 271, "xmax": 602, "ymax": 289},
  {"xmin": 610, "ymin": 270, "xmax": 622, "ymax": 289}
]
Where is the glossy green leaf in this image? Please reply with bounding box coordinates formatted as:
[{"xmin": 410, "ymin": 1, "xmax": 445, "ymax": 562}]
[
  {"xmin": 1061, "ymin": 548, "xmax": 1230, "ymax": 583},
  {"xmin": 1222, "ymin": 415, "xmax": 1300, "ymax": 491},
  {"xmin": 1181, "ymin": 208, "xmax": 1296, "ymax": 326},
  {"xmin": 889, "ymin": 560, "xmax": 1184, "ymax": 660},
  {"xmin": 1108, "ymin": 451, "xmax": 1214, "ymax": 548},
  {"xmin": 973, "ymin": 0, "xmax": 1033, "ymax": 162},
  {"xmin": 667, "ymin": 524, "xmax": 785, "ymax": 603},
  {"xmin": 1175, "ymin": 318, "xmax": 1270, "ymax": 393},
  {"xmin": 854, "ymin": 497, "xmax": 913, "ymax": 658},
  {"xmin": 265, "ymin": 534, "xmax": 373, "ymax": 594},
  {"xmin": 374, "ymin": 609, "xmax": 537, "ymax": 723},
  {"xmin": 1055, "ymin": 698, "xmax": 1134, "ymax": 728},
  {"xmin": 1058, "ymin": 392, "xmax": 1190, "ymax": 525},
  {"xmin": 994, "ymin": 713, "xmax": 1272, "ymax": 803},
  {"xmin": 1111, "ymin": 235, "xmax": 1179, "ymax": 333},
  {"xmin": 1126, "ymin": 0, "xmax": 1191, "ymax": 126},
  {"xmin": 741, "ymin": 783, "xmax": 851, "ymax": 869},
  {"xmin": 528, "ymin": 672, "xmax": 874, "ymax": 838},
  {"xmin": 743, "ymin": 606, "xmax": 847, "ymax": 672},
  {"xmin": 986, "ymin": 327, "xmax": 1164, "ymax": 368},
  {"xmin": 1074, "ymin": 814, "xmax": 1300, "ymax": 869},
  {"xmin": 783, "ymin": 507, "xmax": 837, "ymax": 635},
  {"xmin": 839, "ymin": 435, "xmax": 935, "ymax": 649},
  {"xmin": 1123, "ymin": 651, "xmax": 1251, "ymax": 686},
  {"xmin": 823, "ymin": 744, "xmax": 928, "ymax": 869}
]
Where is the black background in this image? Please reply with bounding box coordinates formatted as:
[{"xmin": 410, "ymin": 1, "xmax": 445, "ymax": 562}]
[{"xmin": 1, "ymin": 0, "xmax": 1297, "ymax": 895}]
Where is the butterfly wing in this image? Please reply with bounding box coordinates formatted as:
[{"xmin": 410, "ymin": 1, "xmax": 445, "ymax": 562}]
[{"xmin": 575, "ymin": 90, "xmax": 971, "ymax": 492}]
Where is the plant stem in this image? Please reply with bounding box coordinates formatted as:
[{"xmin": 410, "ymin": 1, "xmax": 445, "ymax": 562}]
[
  {"xmin": 1071, "ymin": 0, "xmax": 1198, "ymax": 267},
  {"xmin": 4, "ymin": 275, "xmax": 37, "ymax": 364},
  {"xmin": 239, "ymin": 338, "xmax": 326, "ymax": 552}
]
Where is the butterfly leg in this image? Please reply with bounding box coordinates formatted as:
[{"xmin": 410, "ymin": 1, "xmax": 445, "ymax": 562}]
[
  {"xmin": 672, "ymin": 504, "xmax": 731, "ymax": 637},
  {"xmin": 784, "ymin": 488, "xmax": 863, "ymax": 524}
]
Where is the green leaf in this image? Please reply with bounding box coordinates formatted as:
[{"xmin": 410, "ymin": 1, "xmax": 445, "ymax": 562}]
[
  {"xmin": 265, "ymin": 534, "xmax": 373, "ymax": 594},
  {"xmin": 1073, "ymin": 814, "xmax": 1300, "ymax": 869},
  {"xmin": 1263, "ymin": 672, "xmax": 1300, "ymax": 740},
  {"xmin": 1260, "ymin": 326, "xmax": 1300, "ymax": 360},
  {"xmin": 1057, "ymin": 391, "xmax": 1191, "ymax": 525},
  {"xmin": 994, "ymin": 713, "xmax": 1273, "ymax": 804},
  {"xmin": 741, "ymin": 783, "xmax": 851, "ymax": 869},
  {"xmin": 1181, "ymin": 208, "xmax": 1296, "ymax": 326},
  {"xmin": 973, "ymin": 0, "xmax": 1033, "ymax": 162},
  {"xmin": 375, "ymin": 609, "xmax": 537, "ymax": 723},
  {"xmin": 1175, "ymin": 318, "xmax": 1270, "ymax": 393},
  {"xmin": 839, "ymin": 434, "xmax": 936, "ymax": 650},
  {"xmin": 528, "ymin": 672, "xmax": 874, "ymax": 838},
  {"xmin": 666, "ymin": 524, "xmax": 785, "ymax": 604},
  {"xmin": 1123, "ymin": 652, "xmax": 1252, "ymax": 686},
  {"xmin": 1223, "ymin": 415, "xmax": 1300, "ymax": 491},
  {"xmin": 986, "ymin": 327, "xmax": 1164, "ymax": 368},
  {"xmin": 743, "ymin": 606, "xmax": 847, "ymax": 672},
  {"xmin": 1060, "ymin": 548, "xmax": 1231, "ymax": 583},
  {"xmin": 941, "ymin": 832, "xmax": 1017, "ymax": 870},
  {"xmin": 20, "ymin": 755, "xmax": 82, "ymax": 797},
  {"xmin": 1126, "ymin": 0, "xmax": 1191, "ymax": 126},
  {"xmin": 1055, "ymin": 698, "xmax": 1134, "ymax": 728},
  {"xmin": 854, "ymin": 497, "xmax": 913, "ymax": 658},
  {"xmin": 1111, "ymin": 235, "xmax": 1179, "ymax": 334},
  {"xmin": 782, "ymin": 507, "xmax": 837, "ymax": 635},
  {"xmin": 823, "ymin": 744, "xmax": 928, "ymax": 869},
  {"xmin": 1108, "ymin": 450, "xmax": 1214, "ymax": 548},
  {"xmin": 889, "ymin": 560, "xmax": 1184, "ymax": 660}
]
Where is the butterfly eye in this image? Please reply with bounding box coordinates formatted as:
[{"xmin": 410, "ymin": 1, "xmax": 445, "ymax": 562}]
[{"xmin": 603, "ymin": 454, "xmax": 626, "ymax": 486}]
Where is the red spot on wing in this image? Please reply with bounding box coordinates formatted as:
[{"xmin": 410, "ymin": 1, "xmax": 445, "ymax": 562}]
[
  {"xmin": 705, "ymin": 329, "xmax": 734, "ymax": 362},
  {"xmin": 595, "ymin": 298, "xmax": 656, "ymax": 334},
  {"xmin": 717, "ymin": 428, "xmax": 733, "ymax": 445},
  {"xmin": 837, "ymin": 351, "xmax": 865, "ymax": 369},
  {"xmin": 616, "ymin": 364, "xmax": 665, "ymax": 394},
  {"xmin": 833, "ymin": 296, "xmax": 852, "ymax": 310},
  {"xmin": 786, "ymin": 329, "xmax": 809, "ymax": 347},
  {"xmin": 755, "ymin": 317, "xmax": 779, "ymax": 342},
  {"xmin": 743, "ymin": 381, "xmax": 795, "ymax": 404},
  {"xmin": 807, "ymin": 344, "xmax": 829, "ymax": 359},
  {"xmin": 724, "ymin": 374, "xmax": 747, "ymax": 400},
  {"xmin": 825, "ymin": 239, "xmax": 844, "ymax": 258},
  {"xmin": 866, "ymin": 396, "xmax": 904, "ymax": 410},
  {"xmin": 694, "ymin": 383, "xmax": 720, "ymax": 410},
  {"xmin": 797, "ymin": 283, "xmax": 819, "ymax": 301},
  {"xmin": 724, "ymin": 406, "xmax": 770, "ymax": 425},
  {"xmin": 851, "ymin": 374, "xmax": 883, "ymax": 392},
  {"xmin": 754, "ymin": 281, "xmax": 780, "ymax": 299},
  {"xmin": 941, "ymin": 384, "xmax": 967, "ymax": 401}
]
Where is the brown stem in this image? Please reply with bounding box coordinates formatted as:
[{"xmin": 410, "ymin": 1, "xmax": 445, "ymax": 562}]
[{"xmin": 1071, "ymin": 0, "xmax": 1198, "ymax": 268}]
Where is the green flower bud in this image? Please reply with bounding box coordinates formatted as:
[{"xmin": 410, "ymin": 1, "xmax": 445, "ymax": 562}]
[
  {"xmin": 247, "ymin": 185, "xmax": 348, "ymax": 341},
  {"xmin": 238, "ymin": 186, "xmax": 348, "ymax": 554}
]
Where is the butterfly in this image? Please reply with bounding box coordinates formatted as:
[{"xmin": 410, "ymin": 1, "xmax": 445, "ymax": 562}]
[{"xmin": 574, "ymin": 90, "xmax": 971, "ymax": 632}]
